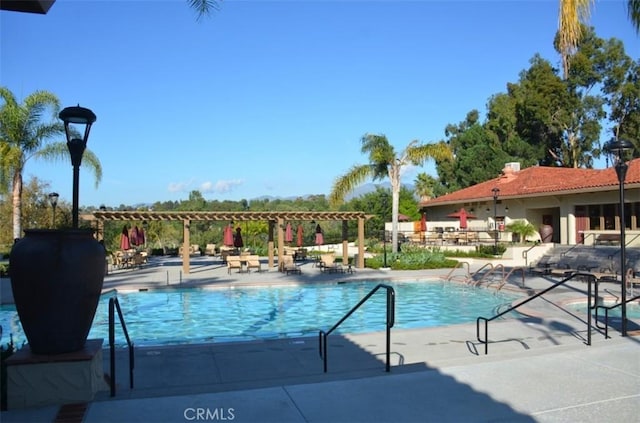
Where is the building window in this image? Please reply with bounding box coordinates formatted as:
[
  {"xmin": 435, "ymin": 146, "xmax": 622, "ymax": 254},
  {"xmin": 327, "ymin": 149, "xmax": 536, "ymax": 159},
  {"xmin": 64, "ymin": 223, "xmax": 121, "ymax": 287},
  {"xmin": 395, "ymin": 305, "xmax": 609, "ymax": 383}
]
[
  {"xmin": 603, "ymin": 204, "xmax": 616, "ymax": 230},
  {"xmin": 588, "ymin": 205, "xmax": 600, "ymax": 230}
]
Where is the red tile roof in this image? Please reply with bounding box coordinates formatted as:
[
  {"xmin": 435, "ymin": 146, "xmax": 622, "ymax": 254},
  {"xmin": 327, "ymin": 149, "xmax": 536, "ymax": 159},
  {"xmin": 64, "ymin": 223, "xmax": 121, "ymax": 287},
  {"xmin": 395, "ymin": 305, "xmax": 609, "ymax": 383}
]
[{"xmin": 422, "ymin": 158, "xmax": 640, "ymax": 206}]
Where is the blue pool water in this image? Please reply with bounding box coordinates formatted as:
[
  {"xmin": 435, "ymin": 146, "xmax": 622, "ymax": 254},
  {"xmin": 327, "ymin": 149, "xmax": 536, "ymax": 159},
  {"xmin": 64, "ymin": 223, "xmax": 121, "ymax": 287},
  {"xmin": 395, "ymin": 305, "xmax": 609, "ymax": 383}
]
[
  {"xmin": 565, "ymin": 300, "xmax": 640, "ymax": 318},
  {"xmin": 0, "ymin": 281, "xmax": 521, "ymax": 347}
]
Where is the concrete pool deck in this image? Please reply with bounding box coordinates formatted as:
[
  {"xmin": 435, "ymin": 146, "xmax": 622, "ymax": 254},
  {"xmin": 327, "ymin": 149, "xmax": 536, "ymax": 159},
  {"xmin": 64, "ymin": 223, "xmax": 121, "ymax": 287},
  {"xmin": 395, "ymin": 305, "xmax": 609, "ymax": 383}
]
[{"xmin": 1, "ymin": 255, "xmax": 639, "ymax": 422}]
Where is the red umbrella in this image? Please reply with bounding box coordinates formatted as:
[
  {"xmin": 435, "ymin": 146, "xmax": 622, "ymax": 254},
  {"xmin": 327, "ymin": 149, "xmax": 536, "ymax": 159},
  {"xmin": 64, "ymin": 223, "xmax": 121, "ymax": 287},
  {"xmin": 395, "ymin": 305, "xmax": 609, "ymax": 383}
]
[
  {"xmin": 223, "ymin": 225, "xmax": 234, "ymax": 247},
  {"xmin": 420, "ymin": 213, "xmax": 427, "ymax": 232},
  {"xmin": 315, "ymin": 224, "xmax": 324, "ymax": 246},
  {"xmin": 120, "ymin": 225, "xmax": 130, "ymax": 250},
  {"xmin": 285, "ymin": 223, "xmax": 293, "ymax": 243},
  {"xmin": 296, "ymin": 224, "xmax": 304, "ymax": 247},
  {"xmin": 447, "ymin": 208, "xmax": 476, "ymax": 229},
  {"xmin": 129, "ymin": 226, "xmax": 138, "ymax": 246}
]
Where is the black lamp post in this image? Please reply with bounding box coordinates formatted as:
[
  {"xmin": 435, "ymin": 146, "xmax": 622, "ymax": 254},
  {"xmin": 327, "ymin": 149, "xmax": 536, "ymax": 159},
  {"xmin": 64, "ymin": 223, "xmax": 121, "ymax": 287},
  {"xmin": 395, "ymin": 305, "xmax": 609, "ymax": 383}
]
[
  {"xmin": 492, "ymin": 187, "xmax": 500, "ymax": 255},
  {"xmin": 59, "ymin": 105, "xmax": 97, "ymax": 229},
  {"xmin": 48, "ymin": 192, "xmax": 59, "ymax": 228},
  {"xmin": 382, "ymin": 197, "xmax": 388, "ymax": 268},
  {"xmin": 606, "ymin": 139, "xmax": 634, "ymax": 337}
]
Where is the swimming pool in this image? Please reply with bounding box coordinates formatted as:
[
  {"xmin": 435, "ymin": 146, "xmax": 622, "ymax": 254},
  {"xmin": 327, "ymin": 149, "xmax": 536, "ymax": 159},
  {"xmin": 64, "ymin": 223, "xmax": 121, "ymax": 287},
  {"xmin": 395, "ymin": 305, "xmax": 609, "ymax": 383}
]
[
  {"xmin": 564, "ymin": 300, "xmax": 640, "ymax": 318},
  {"xmin": 0, "ymin": 280, "xmax": 521, "ymax": 347}
]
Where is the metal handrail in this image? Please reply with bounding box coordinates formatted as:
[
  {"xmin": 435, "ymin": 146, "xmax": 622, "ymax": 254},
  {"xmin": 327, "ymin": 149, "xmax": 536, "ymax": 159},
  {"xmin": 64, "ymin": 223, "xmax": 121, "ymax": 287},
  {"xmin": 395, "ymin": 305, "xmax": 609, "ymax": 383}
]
[
  {"xmin": 318, "ymin": 284, "xmax": 395, "ymax": 373},
  {"xmin": 471, "ymin": 264, "xmax": 504, "ymax": 287},
  {"xmin": 522, "ymin": 242, "xmax": 549, "ymax": 268},
  {"xmin": 476, "ymin": 272, "xmax": 598, "ymax": 355},
  {"xmin": 108, "ymin": 296, "xmax": 135, "ymax": 397},
  {"xmin": 595, "ymin": 294, "xmax": 640, "ymax": 339},
  {"xmin": 441, "ymin": 261, "xmax": 471, "ymax": 282}
]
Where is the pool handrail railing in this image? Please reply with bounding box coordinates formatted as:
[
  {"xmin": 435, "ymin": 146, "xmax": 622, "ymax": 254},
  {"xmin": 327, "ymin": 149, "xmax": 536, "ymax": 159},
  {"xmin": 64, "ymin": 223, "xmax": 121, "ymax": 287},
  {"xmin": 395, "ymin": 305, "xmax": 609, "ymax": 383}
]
[
  {"xmin": 318, "ymin": 284, "xmax": 395, "ymax": 373},
  {"xmin": 595, "ymin": 293, "xmax": 640, "ymax": 339},
  {"xmin": 477, "ymin": 272, "xmax": 602, "ymax": 355},
  {"xmin": 109, "ymin": 295, "xmax": 135, "ymax": 397}
]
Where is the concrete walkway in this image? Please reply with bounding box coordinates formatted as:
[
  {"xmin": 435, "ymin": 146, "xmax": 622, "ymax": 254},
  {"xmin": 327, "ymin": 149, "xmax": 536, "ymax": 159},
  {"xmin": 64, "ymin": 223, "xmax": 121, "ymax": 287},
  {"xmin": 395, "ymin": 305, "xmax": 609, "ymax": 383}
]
[{"xmin": 1, "ymin": 254, "xmax": 639, "ymax": 422}]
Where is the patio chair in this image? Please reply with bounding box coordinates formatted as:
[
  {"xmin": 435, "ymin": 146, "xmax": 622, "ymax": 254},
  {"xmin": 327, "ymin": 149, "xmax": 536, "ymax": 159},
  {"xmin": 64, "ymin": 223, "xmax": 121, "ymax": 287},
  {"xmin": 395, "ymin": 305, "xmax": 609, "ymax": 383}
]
[
  {"xmin": 625, "ymin": 268, "xmax": 640, "ymax": 295},
  {"xmin": 529, "ymin": 255, "xmax": 553, "ymax": 275},
  {"xmin": 205, "ymin": 244, "xmax": 217, "ymax": 256},
  {"xmin": 227, "ymin": 255, "xmax": 243, "ymax": 274},
  {"xmin": 280, "ymin": 254, "xmax": 301, "ymax": 275},
  {"xmin": 246, "ymin": 255, "xmax": 263, "ymax": 273},
  {"xmin": 320, "ymin": 254, "xmax": 343, "ymax": 273}
]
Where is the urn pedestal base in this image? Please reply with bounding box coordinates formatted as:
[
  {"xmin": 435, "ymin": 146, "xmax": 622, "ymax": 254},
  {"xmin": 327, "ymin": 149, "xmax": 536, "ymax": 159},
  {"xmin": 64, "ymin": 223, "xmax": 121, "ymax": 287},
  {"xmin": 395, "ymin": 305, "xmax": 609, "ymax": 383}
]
[{"xmin": 6, "ymin": 339, "xmax": 108, "ymax": 409}]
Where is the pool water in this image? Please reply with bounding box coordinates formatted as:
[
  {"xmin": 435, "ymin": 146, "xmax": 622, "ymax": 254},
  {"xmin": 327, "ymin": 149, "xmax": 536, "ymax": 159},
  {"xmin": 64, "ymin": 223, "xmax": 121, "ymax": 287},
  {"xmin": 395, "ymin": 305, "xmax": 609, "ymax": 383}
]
[
  {"xmin": 0, "ymin": 281, "xmax": 521, "ymax": 347},
  {"xmin": 565, "ymin": 300, "xmax": 640, "ymax": 318}
]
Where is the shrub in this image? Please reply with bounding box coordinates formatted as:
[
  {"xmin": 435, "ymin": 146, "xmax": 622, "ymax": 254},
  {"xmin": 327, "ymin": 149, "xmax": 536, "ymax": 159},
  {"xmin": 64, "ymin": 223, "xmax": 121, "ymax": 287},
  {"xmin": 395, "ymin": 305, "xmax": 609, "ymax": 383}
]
[{"xmin": 367, "ymin": 245, "xmax": 458, "ymax": 270}]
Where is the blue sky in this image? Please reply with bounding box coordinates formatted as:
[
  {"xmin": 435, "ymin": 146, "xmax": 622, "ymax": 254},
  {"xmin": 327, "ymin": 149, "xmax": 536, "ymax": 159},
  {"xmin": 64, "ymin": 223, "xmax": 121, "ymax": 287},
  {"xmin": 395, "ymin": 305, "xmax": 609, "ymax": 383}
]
[{"xmin": 1, "ymin": 0, "xmax": 638, "ymax": 208}]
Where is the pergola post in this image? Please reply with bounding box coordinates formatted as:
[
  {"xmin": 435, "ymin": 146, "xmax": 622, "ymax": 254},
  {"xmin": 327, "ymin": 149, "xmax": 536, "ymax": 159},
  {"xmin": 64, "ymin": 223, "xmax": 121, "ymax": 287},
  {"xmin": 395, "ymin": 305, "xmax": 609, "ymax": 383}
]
[
  {"xmin": 358, "ymin": 217, "xmax": 365, "ymax": 268},
  {"xmin": 268, "ymin": 220, "xmax": 275, "ymax": 269},
  {"xmin": 277, "ymin": 217, "xmax": 284, "ymax": 271},
  {"xmin": 182, "ymin": 219, "xmax": 190, "ymax": 274},
  {"xmin": 341, "ymin": 220, "xmax": 349, "ymax": 266}
]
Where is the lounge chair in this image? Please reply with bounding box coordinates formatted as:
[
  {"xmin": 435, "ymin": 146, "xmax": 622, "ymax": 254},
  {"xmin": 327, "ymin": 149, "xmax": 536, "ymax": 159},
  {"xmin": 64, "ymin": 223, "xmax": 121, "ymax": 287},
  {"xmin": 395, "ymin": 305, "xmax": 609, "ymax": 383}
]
[
  {"xmin": 529, "ymin": 255, "xmax": 553, "ymax": 275},
  {"xmin": 280, "ymin": 254, "xmax": 301, "ymax": 275},
  {"xmin": 205, "ymin": 244, "xmax": 217, "ymax": 256},
  {"xmin": 320, "ymin": 254, "xmax": 343, "ymax": 273},
  {"xmin": 227, "ymin": 255, "xmax": 243, "ymax": 274},
  {"xmin": 246, "ymin": 255, "xmax": 263, "ymax": 273},
  {"xmin": 625, "ymin": 268, "xmax": 640, "ymax": 295}
]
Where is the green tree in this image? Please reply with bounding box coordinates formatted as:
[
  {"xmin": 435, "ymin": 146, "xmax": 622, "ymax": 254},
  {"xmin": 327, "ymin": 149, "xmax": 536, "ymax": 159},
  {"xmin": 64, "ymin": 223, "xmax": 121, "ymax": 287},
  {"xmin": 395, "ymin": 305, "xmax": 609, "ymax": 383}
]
[
  {"xmin": 0, "ymin": 87, "xmax": 102, "ymax": 240},
  {"xmin": 329, "ymin": 134, "xmax": 450, "ymax": 253}
]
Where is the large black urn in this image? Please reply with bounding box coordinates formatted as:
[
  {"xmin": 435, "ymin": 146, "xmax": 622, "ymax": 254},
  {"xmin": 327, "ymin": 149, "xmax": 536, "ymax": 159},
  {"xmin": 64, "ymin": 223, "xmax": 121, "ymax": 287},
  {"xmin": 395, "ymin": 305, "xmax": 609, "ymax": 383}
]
[{"xmin": 10, "ymin": 229, "xmax": 105, "ymax": 355}]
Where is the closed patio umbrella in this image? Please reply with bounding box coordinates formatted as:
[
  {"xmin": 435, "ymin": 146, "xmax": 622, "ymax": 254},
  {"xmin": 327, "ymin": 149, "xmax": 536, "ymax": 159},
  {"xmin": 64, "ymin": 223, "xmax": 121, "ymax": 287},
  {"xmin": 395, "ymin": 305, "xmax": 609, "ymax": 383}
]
[
  {"xmin": 296, "ymin": 224, "xmax": 304, "ymax": 247},
  {"xmin": 285, "ymin": 223, "xmax": 293, "ymax": 243},
  {"xmin": 120, "ymin": 225, "xmax": 130, "ymax": 250},
  {"xmin": 234, "ymin": 227, "xmax": 244, "ymax": 248},
  {"xmin": 138, "ymin": 226, "xmax": 145, "ymax": 246},
  {"xmin": 223, "ymin": 224, "xmax": 234, "ymax": 247},
  {"xmin": 315, "ymin": 224, "xmax": 324, "ymax": 246},
  {"xmin": 129, "ymin": 226, "xmax": 138, "ymax": 246},
  {"xmin": 420, "ymin": 213, "xmax": 427, "ymax": 232}
]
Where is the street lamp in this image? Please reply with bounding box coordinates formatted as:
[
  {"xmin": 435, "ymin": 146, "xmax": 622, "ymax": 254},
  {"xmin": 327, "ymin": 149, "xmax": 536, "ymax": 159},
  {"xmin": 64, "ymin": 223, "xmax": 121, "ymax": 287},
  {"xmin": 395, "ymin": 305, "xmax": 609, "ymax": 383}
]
[
  {"xmin": 382, "ymin": 198, "xmax": 388, "ymax": 269},
  {"xmin": 492, "ymin": 187, "xmax": 500, "ymax": 255},
  {"xmin": 48, "ymin": 192, "xmax": 59, "ymax": 228},
  {"xmin": 605, "ymin": 139, "xmax": 634, "ymax": 337},
  {"xmin": 59, "ymin": 105, "xmax": 97, "ymax": 228}
]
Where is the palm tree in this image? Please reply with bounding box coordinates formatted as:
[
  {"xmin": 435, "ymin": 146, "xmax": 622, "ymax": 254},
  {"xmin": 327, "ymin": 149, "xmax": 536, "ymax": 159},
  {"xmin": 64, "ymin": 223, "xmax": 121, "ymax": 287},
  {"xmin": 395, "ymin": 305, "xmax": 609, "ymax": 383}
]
[
  {"xmin": 414, "ymin": 172, "xmax": 438, "ymax": 202},
  {"xmin": 558, "ymin": 0, "xmax": 640, "ymax": 78},
  {"xmin": 0, "ymin": 87, "xmax": 102, "ymax": 240},
  {"xmin": 187, "ymin": 0, "xmax": 221, "ymax": 20},
  {"xmin": 329, "ymin": 134, "xmax": 450, "ymax": 253}
]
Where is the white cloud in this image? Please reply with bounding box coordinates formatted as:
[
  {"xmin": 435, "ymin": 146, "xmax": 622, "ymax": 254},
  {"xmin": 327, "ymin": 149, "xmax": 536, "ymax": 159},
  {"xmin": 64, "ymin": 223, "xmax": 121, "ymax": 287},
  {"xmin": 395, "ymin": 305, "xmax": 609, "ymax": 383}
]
[
  {"xmin": 167, "ymin": 181, "xmax": 191, "ymax": 193},
  {"xmin": 201, "ymin": 179, "xmax": 244, "ymax": 194}
]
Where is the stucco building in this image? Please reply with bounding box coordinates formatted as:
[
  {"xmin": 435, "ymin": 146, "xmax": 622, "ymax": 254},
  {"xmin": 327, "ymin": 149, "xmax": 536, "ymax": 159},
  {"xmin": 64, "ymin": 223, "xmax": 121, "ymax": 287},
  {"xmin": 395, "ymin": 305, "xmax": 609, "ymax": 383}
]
[{"xmin": 419, "ymin": 159, "xmax": 640, "ymax": 247}]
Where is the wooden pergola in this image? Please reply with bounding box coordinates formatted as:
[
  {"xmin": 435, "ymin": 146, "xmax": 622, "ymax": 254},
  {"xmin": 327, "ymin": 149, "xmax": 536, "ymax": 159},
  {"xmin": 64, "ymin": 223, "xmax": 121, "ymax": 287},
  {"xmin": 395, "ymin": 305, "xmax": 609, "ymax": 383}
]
[{"xmin": 83, "ymin": 211, "xmax": 372, "ymax": 274}]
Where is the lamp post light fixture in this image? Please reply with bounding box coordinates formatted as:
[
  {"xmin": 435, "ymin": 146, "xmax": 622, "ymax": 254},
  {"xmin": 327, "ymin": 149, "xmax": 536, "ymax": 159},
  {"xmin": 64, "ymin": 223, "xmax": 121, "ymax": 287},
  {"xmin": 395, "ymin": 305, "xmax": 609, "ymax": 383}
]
[
  {"xmin": 48, "ymin": 192, "xmax": 59, "ymax": 228},
  {"xmin": 492, "ymin": 187, "xmax": 500, "ymax": 255},
  {"xmin": 59, "ymin": 105, "xmax": 97, "ymax": 229},
  {"xmin": 606, "ymin": 139, "xmax": 634, "ymax": 337},
  {"xmin": 382, "ymin": 198, "xmax": 388, "ymax": 269}
]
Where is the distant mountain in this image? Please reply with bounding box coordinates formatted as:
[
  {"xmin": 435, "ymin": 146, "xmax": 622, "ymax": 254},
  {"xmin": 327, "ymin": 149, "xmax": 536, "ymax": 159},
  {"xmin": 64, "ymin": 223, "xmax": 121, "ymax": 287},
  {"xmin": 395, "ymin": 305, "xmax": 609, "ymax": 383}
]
[{"xmin": 252, "ymin": 182, "xmax": 415, "ymax": 202}]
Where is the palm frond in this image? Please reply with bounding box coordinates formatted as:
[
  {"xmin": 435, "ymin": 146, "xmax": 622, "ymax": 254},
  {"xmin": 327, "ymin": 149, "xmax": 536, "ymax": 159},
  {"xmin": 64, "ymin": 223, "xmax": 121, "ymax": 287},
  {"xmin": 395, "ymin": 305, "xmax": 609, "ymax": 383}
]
[
  {"xmin": 187, "ymin": 0, "xmax": 221, "ymax": 20},
  {"xmin": 328, "ymin": 164, "xmax": 373, "ymax": 207},
  {"xmin": 406, "ymin": 141, "xmax": 452, "ymax": 165},
  {"xmin": 630, "ymin": 0, "xmax": 640, "ymax": 33}
]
